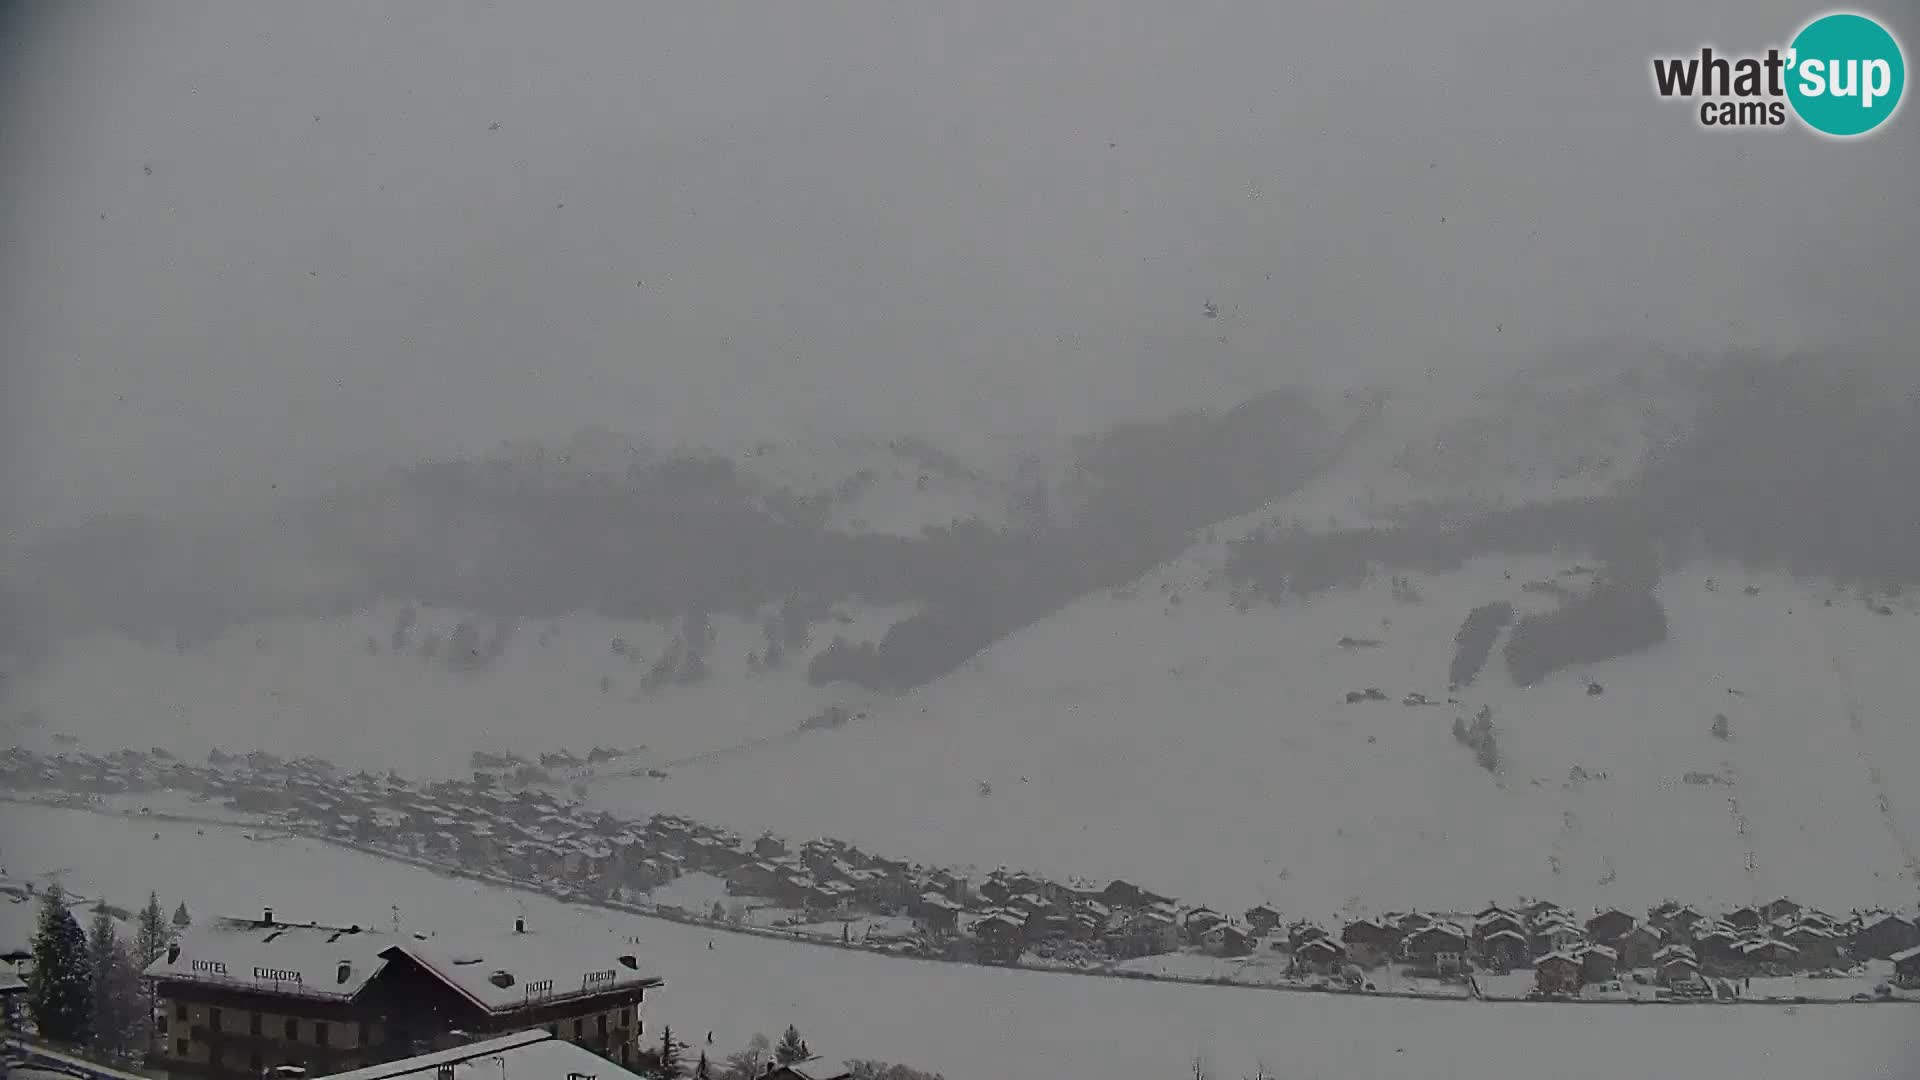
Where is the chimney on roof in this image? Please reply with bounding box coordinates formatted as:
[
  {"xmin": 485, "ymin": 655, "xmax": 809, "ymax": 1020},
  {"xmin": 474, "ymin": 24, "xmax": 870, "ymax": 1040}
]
[
  {"xmin": 167, "ymin": 943, "xmax": 180, "ymax": 963},
  {"xmin": 514, "ymin": 917, "xmax": 525, "ymax": 934},
  {"xmin": 263, "ymin": 907, "xmax": 275, "ymax": 926},
  {"xmin": 436, "ymin": 1066, "xmax": 456, "ymax": 1080}
]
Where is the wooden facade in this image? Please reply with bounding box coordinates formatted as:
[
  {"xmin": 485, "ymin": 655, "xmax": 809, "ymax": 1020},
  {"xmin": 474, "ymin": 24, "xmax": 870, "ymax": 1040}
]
[
  {"xmin": 155, "ymin": 973, "xmax": 654, "ymax": 1079},
  {"xmin": 148, "ymin": 917, "xmax": 661, "ymax": 1080}
]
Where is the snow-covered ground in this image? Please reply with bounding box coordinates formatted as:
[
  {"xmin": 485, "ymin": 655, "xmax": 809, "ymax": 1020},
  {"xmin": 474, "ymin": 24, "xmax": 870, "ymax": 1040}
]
[
  {"xmin": 3, "ymin": 602, "xmax": 901, "ymax": 777},
  {"xmin": 580, "ymin": 559, "xmax": 1920, "ymax": 921},
  {"xmin": 8, "ymin": 804, "xmax": 1916, "ymax": 1080}
]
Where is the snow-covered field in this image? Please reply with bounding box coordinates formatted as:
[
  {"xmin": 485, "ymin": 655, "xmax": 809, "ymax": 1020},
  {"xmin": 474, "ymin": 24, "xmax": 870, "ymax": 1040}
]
[
  {"xmin": 3, "ymin": 602, "xmax": 901, "ymax": 777},
  {"xmin": 581, "ymin": 559, "xmax": 1920, "ymax": 920},
  {"xmin": 8, "ymin": 804, "xmax": 1916, "ymax": 1080}
]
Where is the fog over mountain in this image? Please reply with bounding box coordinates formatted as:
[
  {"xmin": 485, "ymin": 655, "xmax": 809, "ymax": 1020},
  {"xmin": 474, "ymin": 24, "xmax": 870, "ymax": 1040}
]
[{"xmin": 4, "ymin": 0, "xmax": 1918, "ymax": 536}]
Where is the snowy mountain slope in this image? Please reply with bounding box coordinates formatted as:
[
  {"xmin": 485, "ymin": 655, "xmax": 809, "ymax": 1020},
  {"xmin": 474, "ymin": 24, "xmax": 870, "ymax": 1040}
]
[
  {"xmin": 6, "ymin": 804, "xmax": 1912, "ymax": 1080},
  {"xmin": 1, "ymin": 601, "xmax": 902, "ymax": 776},
  {"xmin": 727, "ymin": 430, "xmax": 1036, "ymax": 536},
  {"xmin": 12, "ymin": 350, "xmax": 1918, "ymax": 927},
  {"xmin": 583, "ymin": 557, "xmax": 1920, "ymax": 920}
]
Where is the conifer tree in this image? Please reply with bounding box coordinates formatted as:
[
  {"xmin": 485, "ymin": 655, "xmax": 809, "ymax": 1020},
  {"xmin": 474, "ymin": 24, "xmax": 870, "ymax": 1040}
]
[
  {"xmin": 171, "ymin": 901, "xmax": 192, "ymax": 929},
  {"xmin": 692, "ymin": 1052, "xmax": 713, "ymax": 1080},
  {"xmin": 87, "ymin": 905, "xmax": 140, "ymax": 1057},
  {"xmin": 775, "ymin": 1025, "xmax": 810, "ymax": 1066},
  {"xmin": 132, "ymin": 892, "xmax": 171, "ymax": 1049},
  {"xmin": 657, "ymin": 1025, "xmax": 687, "ymax": 1078},
  {"xmin": 28, "ymin": 884, "xmax": 93, "ymax": 1044}
]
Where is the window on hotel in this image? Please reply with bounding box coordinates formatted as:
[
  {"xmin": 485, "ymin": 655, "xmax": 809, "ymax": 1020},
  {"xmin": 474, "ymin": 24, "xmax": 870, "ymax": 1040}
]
[
  {"xmin": 573, "ymin": 1019, "xmax": 584, "ymax": 1039},
  {"xmin": 597, "ymin": 1015, "xmax": 607, "ymax": 1037},
  {"xmin": 175, "ymin": 1039, "xmax": 189, "ymax": 1058},
  {"xmin": 250, "ymin": 1013, "xmax": 263, "ymax": 1036},
  {"xmin": 176, "ymin": 1004, "xmax": 188, "ymax": 1022},
  {"xmin": 284, "ymin": 1018, "xmax": 298, "ymax": 1040},
  {"xmin": 316, "ymin": 1023, "xmax": 329, "ymax": 1047},
  {"xmin": 209, "ymin": 1007, "xmax": 223, "ymax": 1032}
]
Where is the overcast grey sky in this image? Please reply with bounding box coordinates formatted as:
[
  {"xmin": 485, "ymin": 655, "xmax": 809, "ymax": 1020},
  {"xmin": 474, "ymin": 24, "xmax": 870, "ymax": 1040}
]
[{"xmin": 4, "ymin": 0, "xmax": 1916, "ymax": 531}]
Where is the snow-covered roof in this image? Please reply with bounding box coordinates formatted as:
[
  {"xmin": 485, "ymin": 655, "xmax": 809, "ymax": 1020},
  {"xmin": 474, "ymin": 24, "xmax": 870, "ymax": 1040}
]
[
  {"xmin": 144, "ymin": 918, "xmax": 396, "ymax": 1001},
  {"xmin": 322, "ymin": 1030, "xmax": 645, "ymax": 1080},
  {"xmin": 770, "ymin": 1057, "xmax": 852, "ymax": 1080},
  {"xmin": 1888, "ymin": 945, "xmax": 1920, "ymax": 964},
  {"xmin": 1, "ymin": 896, "xmax": 129, "ymax": 955},
  {"xmin": 381, "ymin": 925, "xmax": 661, "ymax": 1015}
]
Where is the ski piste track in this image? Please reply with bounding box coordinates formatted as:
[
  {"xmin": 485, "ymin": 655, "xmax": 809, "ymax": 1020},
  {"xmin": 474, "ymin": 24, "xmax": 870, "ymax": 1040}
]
[{"xmin": 1827, "ymin": 639, "xmax": 1920, "ymax": 899}]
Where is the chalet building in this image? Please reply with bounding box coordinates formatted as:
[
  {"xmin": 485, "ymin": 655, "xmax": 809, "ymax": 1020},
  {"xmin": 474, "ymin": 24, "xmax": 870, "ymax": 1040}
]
[
  {"xmin": 1781, "ymin": 925, "xmax": 1842, "ymax": 968},
  {"xmin": 1657, "ymin": 951, "xmax": 1700, "ymax": 988},
  {"xmin": 1584, "ymin": 909, "xmax": 1634, "ymax": 946},
  {"xmin": 1581, "ymin": 944, "xmax": 1618, "ymax": 983},
  {"xmin": 1619, "ymin": 924, "xmax": 1664, "ymax": 970},
  {"xmin": 1405, "ymin": 914, "xmax": 1459, "ymax": 968},
  {"xmin": 1892, "ymin": 945, "xmax": 1920, "ymax": 988},
  {"xmin": 1472, "ymin": 911, "xmax": 1525, "ymax": 943},
  {"xmin": 1648, "ymin": 903, "xmax": 1703, "ymax": 940},
  {"xmin": 970, "ymin": 911, "xmax": 1025, "ymax": 965},
  {"xmin": 1522, "ymin": 901, "xmax": 1569, "ymax": 927},
  {"xmin": 1339, "ymin": 919, "xmax": 1396, "ymax": 967},
  {"xmin": 1852, "ymin": 913, "xmax": 1920, "ymax": 960},
  {"xmin": 1761, "ymin": 898, "xmax": 1802, "ymax": 924},
  {"xmin": 1534, "ymin": 952, "xmax": 1581, "ymax": 995},
  {"xmin": 1244, "ymin": 904, "xmax": 1282, "ymax": 937},
  {"xmin": 912, "ymin": 893, "xmax": 962, "ymax": 934},
  {"xmin": 1531, "ymin": 920, "xmax": 1586, "ymax": 958},
  {"xmin": 1120, "ymin": 910, "xmax": 1180, "ymax": 957},
  {"xmin": 1479, "ymin": 929, "xmax": 1530, "ymax": 972},
  {"xmin": 1100, "ymin": 880, "xmax": 1171, "ymax": 910},
  {"xmin": 1200, "ymin": 923, "xmax": 1251, "ymax": 958},
  {"xmin": 1734, "ymin": 938, "xmax": 1800, "ymax": 971},
  {"xmin": 1292, "ymin": 938, "xmax": 1344, "ymax": 975},
  {"xmin": 1287, "ymin": 922, "xmax": 1331, "ymax": 952},
  {"xmin": 147, "ymin": 911, "xmax": 661, "ymax": 1080},
  {"xmin": 1182, "ymin": 908, "xmax": 1226, "ymax": 946}
]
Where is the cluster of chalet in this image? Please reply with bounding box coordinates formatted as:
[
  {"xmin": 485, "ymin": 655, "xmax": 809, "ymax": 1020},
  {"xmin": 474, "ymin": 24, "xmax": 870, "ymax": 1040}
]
[
  {"xmin": 8, "ymin": 746, "xmax": 1920, "ymax": 992},
  {"xmin": 1283, "ymin": 897, "xmax": 1920, "ymax": 997}
]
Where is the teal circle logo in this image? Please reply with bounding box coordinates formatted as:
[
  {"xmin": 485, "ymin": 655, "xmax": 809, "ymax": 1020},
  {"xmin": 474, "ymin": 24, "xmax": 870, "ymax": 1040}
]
[{"xmin": 1787, "ymin": 12, "xmax": 1905, "ymax": 137}]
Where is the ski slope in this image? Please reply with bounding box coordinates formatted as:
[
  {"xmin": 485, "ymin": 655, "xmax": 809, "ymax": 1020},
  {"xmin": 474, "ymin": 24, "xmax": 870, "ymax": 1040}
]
[
  {"xmin": 2, "ymin": 602, "xmax": 898, "ymax": 777},
  {"xmin": 6, "ymin": 803, "xmax": 1914, "ymax": 1080},
  {"xmin": 584, "ymin": 557, "xmax": 1920, "ymax": 920}
]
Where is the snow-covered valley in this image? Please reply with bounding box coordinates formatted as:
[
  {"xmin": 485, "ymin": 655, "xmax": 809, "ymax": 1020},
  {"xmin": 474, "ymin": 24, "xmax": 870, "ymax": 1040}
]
[
  {"xmin": 10, "ymin": 355, "xmax": 1920, "ymax": 933},
  {"xmin": 5, "ymin": 803, "xmax": 1916, "ymax": 1080}
]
